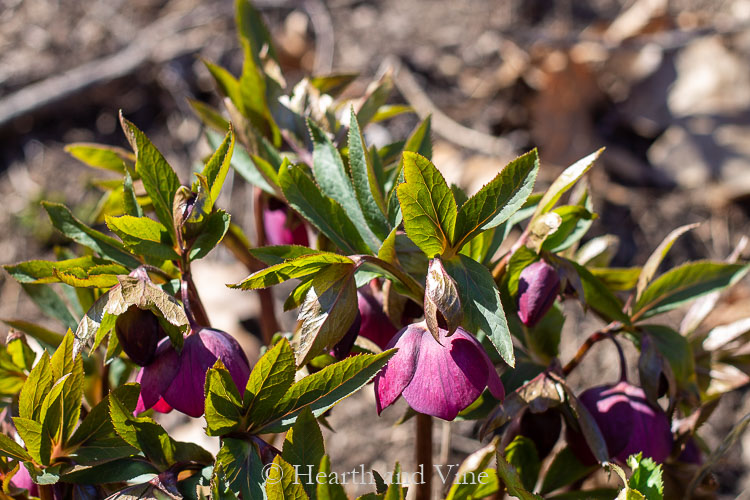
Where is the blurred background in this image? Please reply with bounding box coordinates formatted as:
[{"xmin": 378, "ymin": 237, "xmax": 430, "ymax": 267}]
[{"xmin": 1, "ymin": 0, "xmax": 750, "ymax": 497}]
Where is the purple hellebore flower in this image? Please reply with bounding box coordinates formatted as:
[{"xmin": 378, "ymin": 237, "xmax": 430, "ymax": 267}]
[
  {"xmin": 263, "ymin": 198, "xmax": 309, "ymax": 247},
  {"xmin": 135, "ymin": 328, "xmax": 251, "ymax": 418},
  {"xmin": 374, "ymin": 321, "xmax": 504, "ymax": 421},
  {"xmin": 517, "ymin": 259, "xmax": 561, "ymax": 327},
  {"xmin": 10, "ymin": 464, "xmax": 38, "ymax": 497},
  {"xmin": 567, "ymin": 380, "xmax": 673, "ymax": 465},
  {"xmin": 115, "ymin": 305, "xmax": 166, "ymax": 366}
]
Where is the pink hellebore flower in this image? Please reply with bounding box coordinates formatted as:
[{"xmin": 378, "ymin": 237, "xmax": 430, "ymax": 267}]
[
  {"xmin": 357, "ymin": 290, "xmax": 398, "ymax": 350},
  {"xmin": 375, "ymin": 322, "xmax": 504, "ymax": 421},
  {"xmin": 263, "ymin": 198, "xmax": 309, "ymax": 246},
  {"xmin": 135, "ymin": 328, "xmax": 251, "ymax": 418}
]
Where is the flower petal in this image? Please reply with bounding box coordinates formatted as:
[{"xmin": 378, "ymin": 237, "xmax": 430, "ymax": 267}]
[
  {"xmin": 402, "ymin": 331, "xmax": 488, "ymax": 420},
  {"xmin": 134, "ymin": 340, "xmax": 180, "ymax": 415},
  {"xmin": 374, "ymin": 325, "xmax": 421, "ymax": 414},
  {"xmin": 451, "ymin": 328, "xmax": 504, "ymax": 401}
]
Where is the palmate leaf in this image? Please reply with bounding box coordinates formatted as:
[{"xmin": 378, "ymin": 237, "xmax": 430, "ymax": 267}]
[
  {"xmin": 397, "ymin": 152, "xmax": 457, "ymax": 258},
  {"xmin": 453, "ymin": 149, "xmax": 539, "ymax": 250}
]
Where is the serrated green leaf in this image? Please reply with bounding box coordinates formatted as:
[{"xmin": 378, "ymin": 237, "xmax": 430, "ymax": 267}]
[
  {"xmin": 309, "ymin": 119, "xmax": 382, "ymax": 252},
  {"xmin": 348, "ymin": 108, "xmax": 390, "ymax": 239},
  {"xmin": 636, "ymin": 223, "xmax": 700, "ymax": 303},
  {"xmin": 216, "ymin": 437, "xmax": 266, "ymax": 500},
  {"xmin": 496, "ymin": 450, "xmax": 544, "ymax": 500},
  {"xmin": 4, "ymin": 256, "xmax": 126, "ymax": 284},
  {"xmin": 189, "ymin": 210, "xmax": 231, "ymax": 261},
  {"xmin": 20, "ymin": 283, "xmax": 78, "ymax": 330},
  {"xmin": 19, "ymin": 353, "xmax": 53, "ymax": 421},
  {"xmin": 641, "ymin": 325, "xmax": 696, "ymax": 391},
  {"xmin": 453, "ymin": 150, "xmax": 539, "ymax": 250},
  {"xmin": 13, "ymin": 417, "xmax": 49, "ymax": 465},
  {"xmin": 266, "ymin": 455, "xmax": 309, "ymax": 500},
  {"xmin": 231, "ymin": 253, "xmax": 353, "ymax": 290},
  {"xmin": 505, "ymin": 436, "xmax": 541, "ymax": 492},
  {"xmin": 120, "ymin": 115, "xmax": 181, "ymax": 240},
  {"xmin": 65, "ymin": 143, "xmax": 134, "ymax": 173},
  {"xmin": 68, "ymin": 384, "xmax": 140, "ymax": 454},
  {"xmin": 105, "ymin": 215, "xmax": 178, "ymax": 260},
  {"xmin": 244, "ymin": 339, "xmax": 296, "ymax": 429},
  {"xmin": 207, "ymin": 131, "xmax": 278, "ymax": 196},
  {"xmin": 0, "ymin": 434, "xmax": 32, "ymax": 462},
  {"xmin": 542, "ymin": 204, "xmax": 596, "ymax": 253},
  {"xmin": 109, "ymin": 395, "xmax": 175, "ymax": 470},
  {"xmin": 61, "ymin": 458, "xmax": 158, "ymax": 484},
  {"xmin": 397, "ymin": 152, "xmax": 457, "ymax": 258},
  {"xmin": 279, "ymin": 162, "xmax": 369, "ymax": 254},
  {"xmin": 357, "ymin": 74, "xmax": 393, "ymax": 128},
  {"xmin": 283, "ymin": 408, "xmax": 324, "ymax": 499},
  {"xmin": 202, "ymin": 127, "xmax": 235, "ymax": 203},
  {"xmin": 260, "ymin": 351, "xmax": 395, "ymax": 433},
  {"xmin": 445, "ymin": 439, "xmax": 499, "ymax": 500},
  {"xmin": 633, "ymin": 261, "xmax": 749, "ymax": 321},
  {"xmin": 236, "ymin": 0, "xmax": 277, "ymax": 64},
  {"xmin": 42, "ymin": 202, "xmax": 140, "ymax": 268},
  {"xmin": 189, "ymin": 99, "xmax": 231, "ymax": 133},
  {"xmin": 205, "ymin": 361, "xmax": 243, "ymax": 436},
  {"xmin": 52, "ymin": 267, "xmax": 122, "ymax": 289},
  {"xmin": 565, "ymin": 260, "xmax": 630, "ymax": 324},
  {"xmin": 249, "ymin": 245, "xmax": 319, "ymax": 266},
  {"xmin": 626, "ymin": 453, "xmax": 663, "ymax": 500},
  {"xmin": 294, "ymin": 264, "xmax": 358, "ymax": 366},
  {"xmin": 444, "ymin": 255, "xmax": 514, "ymax": 366}
]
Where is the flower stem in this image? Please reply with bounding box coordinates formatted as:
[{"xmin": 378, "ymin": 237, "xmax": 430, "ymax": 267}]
[
  {"xmin": 415, "ymin": 412, "xmax": 433, "ymax": 500},
  {"xmin": 562, "ymin": 322, "xmax": 623, "ymax": 376}
]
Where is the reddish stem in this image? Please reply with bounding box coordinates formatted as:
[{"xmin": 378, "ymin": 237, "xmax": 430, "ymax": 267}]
[
  {"xmin": 415, "ymin": 413, "xmax": 433, "ymax": 500},
  {"xmin": 562, "ymin": 322, "xmax": 623, "ymax": 376}
]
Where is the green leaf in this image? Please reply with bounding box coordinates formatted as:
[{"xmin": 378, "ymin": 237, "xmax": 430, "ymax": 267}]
[
  {"xmin": 230, "ymin": 253, "xmax": 353, "ymax": 290},
  {"xmin": 249, "ymin": 245, "xmax": 320, "ymax": 266},
  {"xmin": 20, "ymin": 284, "xmax": 77, "ymax": 330},
  {"xmin": 348, "ymin": 110, "xmax": 391, "ymax": 240},
  {"xmin": 189, "ymin": 210, "xmax": 232, "ymax": 261},
  {"xmin": 294, "ymin": 264, "xmax": 358, "ymax": 366},
  {"xmin": 641, "ymin": 325, "xmax": 696, "ymax": 390},
  {"xmin": 208, "ymin": 131, "xmax": 278, "ymax": 196},
  {"xmin": 279, "ymin": 161, "xmax": 369, "ymax": 254},
  {"xmin": 238, "ymin": 38, "xmax": 280, "ymax": 144},
  {"xmin": 244, "ymin": 339, "xmax": 296, "ymax": 429},
  {"xmin": 105, "ymin": 276, "xmax": 188, "ymax": 328},
  {"xmin": 496, "ymin": 450, "xmax": 544, "ymax": 500},
  {"xmin": 4, "ymin": 256, "xmax": 126, "ymax": 284},
  {"xmin": 547, "ymin": 489, "xmax": 619, "ymax": 500},
  {"xmin": 52, "ymin": 268, "xmax": 121, "ymax": 289},
  {"xmin": 106, "ymin": 215, "xmax": 179, "ymax": 260},
  {"xmin": 266, "ymin": 455, "xmax": 309, "ymax": 500},
  {"xmin": 189, "ymin": 98, "xmax": 231, "ymax": 133},
  {"xmin": 120, "ymin": 114, "xmax": 181, "ymax": 240},
  {"xmin": 633, "ymin": 261, "xmax": 749, "ymax": 320},
  {"xmin": 122, "ymin": 171, "xmax": 144, "ymax": 217},
  {"xmin": 236, "ymin": 0, "xmax": 277, "ymax": 64},
  {"xmin": 627, "ymin": 453, "xmax": 663, "ymax": 500},
  {"xmin": 444, "ymin": 255, "xmax": 514, "ymax": 366},
  {"xmin": 397, "ymin": 152, "xmax": 457, "ymax": 258},
  {"xmin": 317, "ymin": 455, "xmax": 347, "ymax": 500},
  {"xmin": 505, "ymin": 436, "xmax": 541, "ymax": 492},
  {"xmin": 109, "ymin": 395, "xmax": 175, "ymax": 470},
  {"xmin": 1, "ymin": 320, "xmax": 62, "ymax": 348},
  {"xmin": 19, "ymin": 353, "xmax": 53, "ymax": 421},
  {"xmin": 565, "ymin": 260, "xmax": 630, "ymax": 324},
  {"xmin": 636, "ymin": 223, "xmax": 700, "ymax": 303},
  {"xmin": 372, "ymin": 104, "xmax": 414, "ymax": 123},
  {"xmin": 283, "ymin": 408, "xmax": 324, "ymax": 499},
  {"xmin": 309, "ymin": 118, "xmax": 382, "ymax": 252},
  {"xmin": 60, "ymin": 356, "xmax": 85, "ymax": 444},
  {"xmin": 211, "ymin": 464, "xmax": 241, "ymax": 500},
  {"xmin": 542, "ymin": 204, "xmax": 596, "ymax": 253},
  {"xmin": 0, "ymin": 433, "xmax": 33, "ymax": 462},
  {"xmin": 260, "ymin": 351, "xmax": 395, "ymax": 433},
  {"xmin": 357, "ymin": 74, "xmax": 393, "ymax": 128},
  {"xmin": 64, "ymin": 143, "xmax": 134, "ymax": 173},
  {"xmin": 61, "ymin": 458, "xmax": 158, "ymax": 484},
  {"xmin": 205, "ymin": 361, "xmax": 243, "ymax": 436},
  {"xmin": 453, "ymin": 149, "xmax": 539, "ymax": 249},
  {"xmin": 14, "ymin": 417, "xmax": 50, "ymax": 465},
  {"xmin": 42, "ymin": 202, "xmax": 140, "ymax": 268},
  {"xmin": 216, "ymin": 437, "xmax": 266, "ymax": 500},
  {"xmin": 202, "ymin": 127, "xmax": 236, "ymax": 202},
  {"xmin": 589, "ymin": 267, "xmax": 641, "ymax": 291},
  {"xmin": 533, "ymin": 149, "xmax": 603, "ymax": 217},
  {"xmin": 404, "ymin": 115, "xmax": 433, "ymax": 159}
]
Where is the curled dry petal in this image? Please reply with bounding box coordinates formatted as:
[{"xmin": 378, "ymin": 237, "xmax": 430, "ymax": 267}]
[
  {"xmin": 424, "ymin": 257, "xmax": 462, "ymax": 340},
  {"xmin": 375, "ymin": 322, "xmax": 503, "ymax": 420}
]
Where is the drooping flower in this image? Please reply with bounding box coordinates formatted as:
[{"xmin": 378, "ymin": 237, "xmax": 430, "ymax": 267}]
[
  {"xmin": 10, "ymin": 464, "xmax": 38, "ymax": 497},
  {"xmin": 517, "ymin": 259, "xmax": 560, "ymax": 327},
  {"xmin": 566, "ymin": 381, "xmax": 673, "ymax": 465},
  {"xmin": 263, "ymin": 198, "xmax": 309, "ymax": 246},
  {"xmin": 135, "ymin": 328, "xmax": 251, "ymax": 418},
  {"xmin": 115, "ymin": 305, "xmax": 166, "ymax": 366},
  {"xmin": 374, "ymin": 322, "xmax": 504, "ymax": 420}
]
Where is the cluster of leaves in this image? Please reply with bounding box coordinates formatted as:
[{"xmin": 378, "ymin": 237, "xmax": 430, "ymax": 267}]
[{"xmin": 1, "ymin": 1, "xmax": 749, "ymax": 499}]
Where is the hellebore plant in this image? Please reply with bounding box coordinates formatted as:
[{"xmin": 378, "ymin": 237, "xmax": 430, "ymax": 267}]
[
  {"xmin": 2, "ymin": 1, "xmax": 749, "ymax": 499},
  {"xmin": 375, "ymin": 322, "xmax": 504, "ymax": 420}
]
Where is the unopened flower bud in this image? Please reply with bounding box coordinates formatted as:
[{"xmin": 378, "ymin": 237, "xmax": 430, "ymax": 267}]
[
  {"xmin": 115, "ymin": 305, "xmax": 166, "ymax": 366},
  {"xmin": 263, "ymin": 198, "xmax": 309, "ymax": 246},
  {"xmin": 519, "ymin": 409, "xmax": 562, "ymax": 460},
  {"xmin": 517, "ymin": 260, "xmax": 561, "ymax": 327}
]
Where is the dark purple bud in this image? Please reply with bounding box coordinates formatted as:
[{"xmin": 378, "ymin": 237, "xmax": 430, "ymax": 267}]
[
  {"xmin": 519, "ymin": 409, "xmax": 562, "ymax": 460},
  {"xmin": 332, "ymin": 311, "xmax": 362, "ymax": 360},
  {"xmin": 162, "ymin": 328, "xmax": 251, "ymax": 418},
  {"xmin": 263, "ymin": 198, "xmax": 309, "ymax": 246},
  {"xmin": 566, "ymin": 381, "xmax": 673, "ymax": 465},
  {"xmin": 375, "ymin": 322, "xmax": 504, "ymax": 421},
  {"xmin": 358, "ymin": 290, "xmax": 398, "ymax": 350},
  {"xmin": 115, "ymin": 305, "xmax": 167, "ymax": 366},
  {"xmin": 517, "ymin": 260, "xmax": 561, "ymax": 327},
  {"xmin": 10, "ymin": 464, "xmax": 38, "ymax": 497}
]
